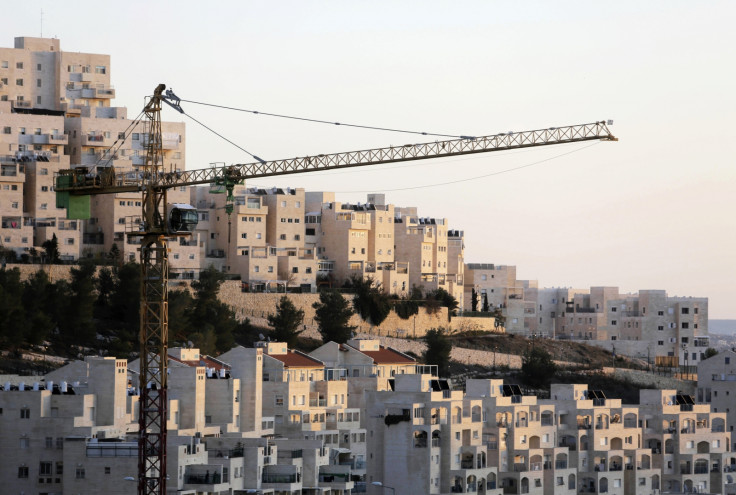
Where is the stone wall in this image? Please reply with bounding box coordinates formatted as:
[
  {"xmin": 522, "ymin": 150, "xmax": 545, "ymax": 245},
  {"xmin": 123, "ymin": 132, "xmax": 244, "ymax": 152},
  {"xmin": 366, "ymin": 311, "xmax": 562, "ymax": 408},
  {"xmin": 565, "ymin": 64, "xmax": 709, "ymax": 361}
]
[
  {"xmin": 5, "ymin": 263, "xmax": 76, "ymax": 282},
  {"xmin": 218, "ymin": 281, "xmax": 486, "ymax": 339}
]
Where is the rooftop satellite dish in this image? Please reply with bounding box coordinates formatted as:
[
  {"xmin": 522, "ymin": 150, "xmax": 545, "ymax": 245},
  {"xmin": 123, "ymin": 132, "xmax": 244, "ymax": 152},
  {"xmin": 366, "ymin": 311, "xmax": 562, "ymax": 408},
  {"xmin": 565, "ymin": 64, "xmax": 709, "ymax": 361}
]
[
  {"xmin": 259, "ymin": 333, "xmax": 265, "ymax": 340},
  {"xmin": 607, "ymin": 120, "xmax": 614, "ymax": 125},
  {"xmin": 187, "ymin": 341, "xmax": 194, "ymax": 349}
]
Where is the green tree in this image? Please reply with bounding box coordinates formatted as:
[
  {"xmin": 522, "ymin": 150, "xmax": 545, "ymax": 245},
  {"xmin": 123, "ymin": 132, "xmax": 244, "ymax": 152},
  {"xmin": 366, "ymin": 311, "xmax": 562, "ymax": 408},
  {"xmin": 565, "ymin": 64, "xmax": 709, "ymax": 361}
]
[
  {"xmin": 41, "ymin": 233, "xmax": 61, "ymax": 264},
  {"xmin": 704, "ymin": 347, "xmax": 719, "ymax": 359},
  {"xmin": 482, "ymin": 293, "xmax": 489, "ymax": 312},
  {"xmin": 348, "ymin": 275, "xmax": 391, "ymax": 326},
  {"xmin": 189, "ymin": 266, "xmax": 237, "ymax": 353},
  {"xmin": 521, "ymin": 347, "xmax": 557, "ymax": 389},
  {"xmin": 21, "ymin": 270, "xmax": 55, "ymax": 346},
  {"xmin": 110, "ymin": 262, "xmax": 141, "ymax": 335},
  {"xmin": 423, "ymin": 328, "xmax": 452, "ymax": 377},
  {"xmin": 107, "ymin": 243, "xmax": 122, "ymax": 270},
  {"xmin": 58, "ymin": 260, "xmax": 97, "ymax": 349},
  {"xmin": 471, "ymin": 288, "xmax": 478, "ymax": 312},
  {"xmin": 492, "ymin": 307, "xmax": 506, "ymax": 330},
  {"xmin": 313, "ymin": 290, "xmax": 356, "ymax": 343},
  {"xmin": 96, "ymin": 267, "xmax": 115, "ymax": 307},
  {"xmin": 427, "ymin": 288, "xmax": 459, "ymax": 317},
  {"xmin": 393, "ymin": 295, "xmax": 419, "ymax": 320},
  {"xmin": 267, "ymin": 296, "xmax": 305, "ymax": 347},
  {"xmin": 168, "ymin": 289, "xmax": 194, "ymax": 344},
  {"xmin": 0, "ymin": 267, "xmax": 26, "ymax": 348}
]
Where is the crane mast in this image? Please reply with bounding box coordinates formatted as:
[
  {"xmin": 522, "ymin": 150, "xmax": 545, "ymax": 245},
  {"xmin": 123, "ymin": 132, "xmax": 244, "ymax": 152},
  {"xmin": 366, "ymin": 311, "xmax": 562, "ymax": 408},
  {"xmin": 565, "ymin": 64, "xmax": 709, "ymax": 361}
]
[
  {"xmin": 54, "ymin": 84, "xmax": 616, "ymax": 495},
  {"xmin": 137, "ymin": 84, "xmax": 170, "ymax": 495}
]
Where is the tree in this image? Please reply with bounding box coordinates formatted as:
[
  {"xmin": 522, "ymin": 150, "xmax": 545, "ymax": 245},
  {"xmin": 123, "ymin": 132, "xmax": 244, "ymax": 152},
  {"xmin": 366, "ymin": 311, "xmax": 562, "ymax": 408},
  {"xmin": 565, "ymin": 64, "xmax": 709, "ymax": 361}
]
[
  {"xmin": 0, "ymin": 267, "xmax": 26, "ymax": 348},
  {"xmin": 189, "ymin": 266, "xmax": 237, "ymax": 354},
  {"xmin": 42, "ymin": 233, "xmax": 61, "ymax": 264},
  {"xmin": 267, "ymin": 296, "xmax": 305, "ymax": 347},
  {"xmin": 492, "ymin": 307, "xmax": 506, "ymax": 330},
  {"xmin": 427, "ymin": 288, "xmax": 459, "ymax": 317},
  {"xmin": 313, "ymin": 290, "xmax": 356, "ymax": 343},
  {"xmin": 107, "ymin": 243, "xmax": 122, "ymax": 270},
  {"xmin": 110, "ymin": 262, "xmax": 141, "ymax": 335},
  {"xmin": 471, "ymin": 288, "xmax": 478, "ymax": 312},
  {"xmin": 704, "ymin": 347, "xmax": 719, "ymax": 359},
  {"xmin": 60, "ymin": 259, "xmax": 97, "ymax": 348},
  {"xmin": 482, "ymin": 293, "xmax": 489, "ymax": 312},
  {"xmin": 348, "ymin": 275, "xmax": 391, "ymax": 326},
  {"xmin": 424, "ymin": 328, "xmax": 452, "ymax": 377},
  {"xmin": 21, "ymin": 270, "xmax": 55, "ymax": 346},
  {"xmin": 96, "ymin": 267, "xmax": 115, "ymax": 307},
  {"xmin": 521, "ymin": 347, "xmax": 557, "ymax": 389}
]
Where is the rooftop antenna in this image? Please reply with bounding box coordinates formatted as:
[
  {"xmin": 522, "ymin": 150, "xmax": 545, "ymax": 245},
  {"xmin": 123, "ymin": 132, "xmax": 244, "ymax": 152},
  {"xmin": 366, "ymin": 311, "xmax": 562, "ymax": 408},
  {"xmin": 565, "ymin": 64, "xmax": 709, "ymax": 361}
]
[{"xmin": 40, "ymin": 8, "xmax": 43, "ymax": 37}]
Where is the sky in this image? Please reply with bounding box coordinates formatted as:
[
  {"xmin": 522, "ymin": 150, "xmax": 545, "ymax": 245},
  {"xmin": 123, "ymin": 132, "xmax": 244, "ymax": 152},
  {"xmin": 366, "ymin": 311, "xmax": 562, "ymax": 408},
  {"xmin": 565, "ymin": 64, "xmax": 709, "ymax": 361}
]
[{"xmin": 9, "ymin": 1, "xmax": 736, "ymax": 318}]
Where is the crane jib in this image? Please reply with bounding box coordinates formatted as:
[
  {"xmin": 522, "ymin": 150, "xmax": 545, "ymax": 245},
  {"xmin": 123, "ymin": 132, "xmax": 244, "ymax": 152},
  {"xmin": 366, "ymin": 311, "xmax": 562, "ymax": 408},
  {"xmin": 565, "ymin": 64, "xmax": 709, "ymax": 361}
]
[{"xmin": 55, "ymin": 121, "xmax": 615, "ymax": 196}]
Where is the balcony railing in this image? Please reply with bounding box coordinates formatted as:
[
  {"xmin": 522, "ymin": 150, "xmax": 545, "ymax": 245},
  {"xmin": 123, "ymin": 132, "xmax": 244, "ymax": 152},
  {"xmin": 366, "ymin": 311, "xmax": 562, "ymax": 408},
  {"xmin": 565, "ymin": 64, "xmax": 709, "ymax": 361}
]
[
  {"xmin": 185, "ymin": 472, "xmax": 222, "ymax": 485},
  {"xmin": 263, "ymin": 473, "xmax": 299, "ymax": 484}
]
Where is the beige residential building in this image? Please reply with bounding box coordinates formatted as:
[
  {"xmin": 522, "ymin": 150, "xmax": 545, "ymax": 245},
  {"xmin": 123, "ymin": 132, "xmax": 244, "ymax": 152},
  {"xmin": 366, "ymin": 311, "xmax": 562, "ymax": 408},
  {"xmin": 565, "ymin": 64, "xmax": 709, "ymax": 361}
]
[
  {"xmin": 0, "ymin": 36, "xmax": 199, "ymax": 273},
  {"xmin": 366, "ymin": 373, "xmax": 502, "ymax": 495},
  {"xmin": 697, "ymin": 350, "xmax": 736, "ymax": 452}
]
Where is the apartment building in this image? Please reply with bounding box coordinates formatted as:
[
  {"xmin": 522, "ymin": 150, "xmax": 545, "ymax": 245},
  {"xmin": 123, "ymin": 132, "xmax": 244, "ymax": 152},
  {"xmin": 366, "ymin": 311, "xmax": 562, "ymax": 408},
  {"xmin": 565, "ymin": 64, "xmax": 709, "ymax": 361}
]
[
  {"xmin": 366, "ymin": 373, "xmax": 502, "ymax": 495},
  {"xmin": 697, "ymin": 350, "xmax": 736, "ymax": 452},
  {"xmin": 638, "ymin": 388, "xmax": 733, "ymax": 495},
  {"xmin": 0, "ymin": 36, "xmax": 201, "ymax": 275}
]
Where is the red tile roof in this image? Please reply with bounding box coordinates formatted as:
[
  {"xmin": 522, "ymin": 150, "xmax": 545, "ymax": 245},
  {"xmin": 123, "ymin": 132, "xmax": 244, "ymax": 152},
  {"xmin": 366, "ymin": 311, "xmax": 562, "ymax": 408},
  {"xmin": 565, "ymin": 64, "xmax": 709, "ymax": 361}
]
[
  {"xmin": 167, "ymin": 354, "xmax": 230, "ymax": 371},
  {"xmin": 268, "ymin": 350, "xmax": 324, "ymax": 369},
  {"xmin": 353, "ymin": 345, "xmax": 416, "ymax": 365}
]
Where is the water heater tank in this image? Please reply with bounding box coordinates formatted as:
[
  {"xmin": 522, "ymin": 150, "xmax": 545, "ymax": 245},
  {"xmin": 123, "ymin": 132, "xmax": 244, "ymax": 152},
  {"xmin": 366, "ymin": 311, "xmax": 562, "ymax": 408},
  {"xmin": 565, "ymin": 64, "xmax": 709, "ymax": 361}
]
[{"xmin": 167, "ymin": 203, "xmax": 198, "ymax": 233}]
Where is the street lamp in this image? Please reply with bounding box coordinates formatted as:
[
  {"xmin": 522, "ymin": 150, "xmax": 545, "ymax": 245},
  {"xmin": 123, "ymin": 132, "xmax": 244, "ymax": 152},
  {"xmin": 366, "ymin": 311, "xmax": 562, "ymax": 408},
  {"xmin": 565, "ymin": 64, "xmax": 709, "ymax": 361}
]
[{"xmin": 371, "ymin": 481, "xmax": 396, "ymax": 494}]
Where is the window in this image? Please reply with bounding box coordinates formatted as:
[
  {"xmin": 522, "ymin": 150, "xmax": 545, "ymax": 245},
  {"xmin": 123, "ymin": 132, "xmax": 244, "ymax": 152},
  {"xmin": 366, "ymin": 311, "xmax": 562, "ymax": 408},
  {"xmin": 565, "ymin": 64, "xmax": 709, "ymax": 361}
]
[
  {"xmin": 18, "ymin": 466, "xmax": 29, "ymax": 478},
  {"xmin": 241, "ymin": 233, "xmax": 247, "ymax": 239},
  {"xmin": 40, "ymin": 461, "xmax": 52, "ymax": 475},
  {"xmin": 20, "ymin": 408, "xmax": 30, "ymax": 419},
  {"xmin": 95, "ymin": 66, "xmax": 107, "ymax": 74},
  {"xmin": 16, "ymin": 62, "xmax": 23, "ymax": 69},
  {"xmin": 16, "ymin": 78, "xmax": 23, "ymax": 86},
  {"xmin": 306, "ymin": 267, "xmax": 312, "ymax": 274},
  {"xmin": 682, "ymin": 307, "xmax": 689, "ymax": 314},
  {"xmin": 19, "ymin": 437, "xmax": 29, "ymax": 449},
  {"xmin": 254, "ymin": 266, "xmax": 259, "ymax": 273},
  {"xmin": 0, "ymin": 61, "xmax": 6, "ymax": 68},
  {"xmin": 268, "ymin": 266, "xmax": 273, "ymax": 273},
  {"xmin": 45, "ymin": 437, "xmax": 53, "ymax": 448},
  {"xmin": 292, "ymin": 267, "xmax": 299, "ymax": 273},
  {"xmin": 294, "ymin": 234, "xmax": 300, "ymax": 240},
  {"xmin": 611, "ymin": 320, "xmax": 617, "ymax": 325},
  {"xmin": 256, "ymin": 233, "xmax": 262, "ymax": 239},
  {"xmin": 75, "ymin": 467, "xmax": 85, "ymax": 479},
  {"xmin": 279, "ymin": 234, "xmax": 286, "ymax": 240},
  {"xmin": 37, "ymin": 78, "xmax": 42, "ymax": 88},
  {"xmin": 105, "ymin": 466, "xmax": 111, "ymax": 474},
  {"xmin": 281, "ymin": 200, "xmax": 287, "ymax": 207}
]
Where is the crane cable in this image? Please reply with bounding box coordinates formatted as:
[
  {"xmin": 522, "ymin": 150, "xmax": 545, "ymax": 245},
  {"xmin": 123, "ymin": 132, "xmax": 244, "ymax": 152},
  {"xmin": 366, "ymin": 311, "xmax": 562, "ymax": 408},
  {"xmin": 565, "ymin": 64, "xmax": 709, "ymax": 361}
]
[
  {"xmin": 178, "ymin": 110, "xmax": 266, "ymax": 164},
  {"xmin": 93, "ymin": 110, "xmax": 146, "ymax": 172},
  {"xmin": 179, "ymin": 98, "xmax": 476, "ymax": 140}
]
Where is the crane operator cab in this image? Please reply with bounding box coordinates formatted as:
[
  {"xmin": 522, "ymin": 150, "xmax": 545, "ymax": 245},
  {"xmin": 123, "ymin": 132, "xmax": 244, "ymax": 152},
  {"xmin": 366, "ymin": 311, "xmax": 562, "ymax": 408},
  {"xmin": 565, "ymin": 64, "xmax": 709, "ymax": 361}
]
[{"xmin": 167, "ymin": 203, "xmax": 198, "ymax": 234}]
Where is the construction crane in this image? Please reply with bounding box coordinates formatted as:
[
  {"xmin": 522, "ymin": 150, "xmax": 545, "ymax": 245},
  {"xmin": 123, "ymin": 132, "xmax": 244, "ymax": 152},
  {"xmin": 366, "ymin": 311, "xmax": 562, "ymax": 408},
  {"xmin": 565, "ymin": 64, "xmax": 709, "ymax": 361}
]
[{"xmin": 55, "ymin": 84, "xmax": 616, "ymax": 495}]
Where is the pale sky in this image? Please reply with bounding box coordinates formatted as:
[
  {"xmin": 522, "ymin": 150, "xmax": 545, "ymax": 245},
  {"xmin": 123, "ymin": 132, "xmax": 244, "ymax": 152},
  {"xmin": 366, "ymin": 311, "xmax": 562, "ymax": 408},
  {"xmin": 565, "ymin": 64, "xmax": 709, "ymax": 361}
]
[{"xmin": 11, "ymin": 1, "xmax": 736, "ymax": 318}]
